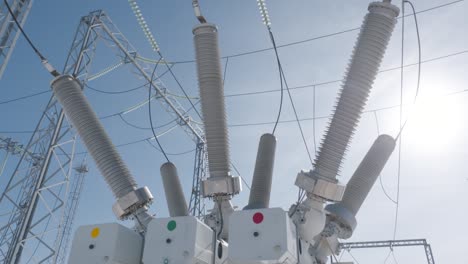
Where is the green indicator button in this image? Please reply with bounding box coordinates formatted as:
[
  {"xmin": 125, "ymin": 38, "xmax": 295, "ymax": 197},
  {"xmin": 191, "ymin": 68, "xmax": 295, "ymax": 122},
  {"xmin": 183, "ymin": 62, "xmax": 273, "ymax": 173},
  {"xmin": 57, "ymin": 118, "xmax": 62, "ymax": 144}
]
[{"xmin": 167, "ymin": 220, "xmax": 177, "ymax": 231}]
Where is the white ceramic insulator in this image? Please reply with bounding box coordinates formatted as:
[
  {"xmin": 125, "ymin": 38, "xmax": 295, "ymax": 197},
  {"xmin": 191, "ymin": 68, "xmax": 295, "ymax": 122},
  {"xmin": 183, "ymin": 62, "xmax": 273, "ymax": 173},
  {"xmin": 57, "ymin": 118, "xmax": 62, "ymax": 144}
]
[
  {"xmin": 245, "ymin": 133, "xmax": 276, "ymax": 210},
  {"xmin": 51, "ymin": 75, "xmax": 137, "ymax": 199},
  {"xmin": 160, "ymin": 162, "xmax": 188, "ymax": 217},
  {"xmin": 193, "ymin": 23, "xmax": 231, "ymax": 179},
  {"xmin": 313, "ymin": 2, "xmax": 399, "ymax": 181},
  {"xmin": 341, "ymin": 134, "xmax": 396, "ymax": 216}
]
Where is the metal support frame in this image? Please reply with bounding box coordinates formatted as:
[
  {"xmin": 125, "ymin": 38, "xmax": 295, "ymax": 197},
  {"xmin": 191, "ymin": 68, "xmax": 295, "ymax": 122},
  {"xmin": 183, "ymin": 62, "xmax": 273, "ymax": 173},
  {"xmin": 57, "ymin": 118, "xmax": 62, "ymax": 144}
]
[
  {"xmin": 189, "ymin": 140, "xmax": 207, "ymax": 217},
  {"xmin": 92, "ymin": 13, "xmax": 205, "ymax": 143},
  {"xmin": 0, "ymin": 0, "xmax": 33, "ymax": 79},
  {"xmin": 0, "ymin": 10, "xmax": 99, "ymax": 264},
  {"xmin": 87, "ymin": 11, "xmax": 208, "ymax": 219},
  {"xmin": 338, "ymin": 239, "xmax": 435, "ymax": 264},
  {"xmin": 50, "ymin": 161, "xmax": 88, "ymax": 264},
  {"xmin": 0, "ymin": 9, "xmax": 208, "ymax": 263}
]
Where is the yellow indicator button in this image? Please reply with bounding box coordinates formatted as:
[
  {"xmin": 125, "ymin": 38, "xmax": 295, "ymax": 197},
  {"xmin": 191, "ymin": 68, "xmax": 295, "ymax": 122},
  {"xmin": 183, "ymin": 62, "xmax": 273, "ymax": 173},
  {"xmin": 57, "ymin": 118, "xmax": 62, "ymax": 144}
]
[{"xmin": 90, "ymin": 227, "xmax": 100, "ymax": 238}]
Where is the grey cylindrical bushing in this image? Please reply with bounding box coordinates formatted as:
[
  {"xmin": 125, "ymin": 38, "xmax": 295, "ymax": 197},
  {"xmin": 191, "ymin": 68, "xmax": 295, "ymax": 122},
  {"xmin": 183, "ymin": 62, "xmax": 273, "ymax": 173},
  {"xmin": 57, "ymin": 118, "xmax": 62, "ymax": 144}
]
[
  {"xmin": 160, "ymin": 162, "xmax": 188, "ymax": 217},
  {"xmin": 51, "ymin": 75, "xmax": 137, "ymax": 199},
  {"xmin": 341, "ymin": 134, "xmax": 396, "ymax": 216},
  {"xmin": 245, "ymin": 133, "xmax": 277, "ymax": 210},
  {"xmin": 312, "ymin": 1, "xmax": 399, "ymax": 181},
  {"xmin": 193, "ymin": 23, "xmax": 231, "ymax": 179}
]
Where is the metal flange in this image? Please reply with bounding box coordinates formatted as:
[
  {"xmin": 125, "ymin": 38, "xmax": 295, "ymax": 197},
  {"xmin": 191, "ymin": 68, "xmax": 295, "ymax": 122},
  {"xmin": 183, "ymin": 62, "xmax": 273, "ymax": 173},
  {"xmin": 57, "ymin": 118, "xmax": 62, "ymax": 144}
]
[
  {"xmin": 201, "ymin": 176, "xmax": 241, "ymax": 197},
  {"xmin": 294, "ymin": 170, "xmax": 345, "ymax": 202},
  {"xmin": 112, "ymin": 186, "xmax": 154, "ymax": 219}
]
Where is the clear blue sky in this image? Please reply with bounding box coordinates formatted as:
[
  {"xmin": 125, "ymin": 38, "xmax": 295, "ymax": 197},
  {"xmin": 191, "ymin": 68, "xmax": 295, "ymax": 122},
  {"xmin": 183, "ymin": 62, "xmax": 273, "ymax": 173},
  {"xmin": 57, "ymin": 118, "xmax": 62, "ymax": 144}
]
[{"xmin": 1, "ymin": 0, "xmax": 467, "ymax": 263}]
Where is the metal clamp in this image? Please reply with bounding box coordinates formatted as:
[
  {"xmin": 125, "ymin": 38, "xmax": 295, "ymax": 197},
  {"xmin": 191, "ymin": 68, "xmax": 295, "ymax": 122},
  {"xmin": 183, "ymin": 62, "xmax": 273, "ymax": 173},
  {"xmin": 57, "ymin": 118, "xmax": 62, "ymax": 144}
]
[
  {"xmin": 294, "ymin": 170, "xmax": 345, "ymax": 202},
  {"xmin": 112, "ymin": 186, "xmax": 153, "ymax": 219},
  {"xmin": 201, "ymin": 176, "xmax": 241, "ymax": 197}
]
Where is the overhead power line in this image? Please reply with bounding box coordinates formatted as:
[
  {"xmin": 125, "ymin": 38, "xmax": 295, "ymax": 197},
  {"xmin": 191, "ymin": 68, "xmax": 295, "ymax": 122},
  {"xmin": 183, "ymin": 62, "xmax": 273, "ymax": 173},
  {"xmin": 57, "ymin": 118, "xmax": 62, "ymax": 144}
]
[
  {"xmin": 0, "ymin": 90, "xmax": 49, "ymax": 105},
  {"xmin": 1, "ymin": 47, "xmax": 467, "ymax": 107},
  {"xmin": 3, "ymin": 85, "xmax": 468, "ymax": 155},
  {"xmin": 170, "ymin": 0, "xmax": 465, "ymax": 64}
]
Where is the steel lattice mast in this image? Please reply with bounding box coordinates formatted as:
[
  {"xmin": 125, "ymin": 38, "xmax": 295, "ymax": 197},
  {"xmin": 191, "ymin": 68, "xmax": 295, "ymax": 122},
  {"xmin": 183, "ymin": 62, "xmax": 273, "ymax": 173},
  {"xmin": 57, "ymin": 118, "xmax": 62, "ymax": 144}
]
[
  {"xmin": 188, "ymin": 140, "xmax": 207, "ymax": 217},
  {"xmin": 0, "ymin": 137, "xmax": 34, "ymax": 177},
  {"xmin": 0, "ymin": 9, "xmax": 208, "ymax": 263},
  {"xmin": 50, "ymin": 161, "xmax": 88, "ymax": 264},
  {"xmin": 0, "ymin": 11, "xmax": 99, "ymax": 264},
  {"xmin": 0, "ymin": 0, "xmax": 33, "ymax": 79}
]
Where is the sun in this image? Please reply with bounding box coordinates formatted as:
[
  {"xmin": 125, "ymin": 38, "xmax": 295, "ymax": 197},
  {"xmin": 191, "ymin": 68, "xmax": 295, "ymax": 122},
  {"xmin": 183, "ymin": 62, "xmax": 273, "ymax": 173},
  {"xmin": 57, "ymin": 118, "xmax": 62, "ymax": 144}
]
[{"xmin": 402, "ymin": 93, "xmax": 464, "ymax": 151}]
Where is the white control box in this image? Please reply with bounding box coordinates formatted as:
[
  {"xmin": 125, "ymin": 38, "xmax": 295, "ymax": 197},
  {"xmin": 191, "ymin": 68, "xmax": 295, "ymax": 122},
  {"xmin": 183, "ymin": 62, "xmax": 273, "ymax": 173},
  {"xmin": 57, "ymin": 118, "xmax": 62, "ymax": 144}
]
[
  {"xmin": 68, "ymin": 223, "xmax": 143, "ymax": 264},
  {"xmin": 143, "ymin": 216, "xmax": 227, "ymax": 264},
  {"xmin": 228, "ymin": 208, "xmax": 298, "ymax": 264}
]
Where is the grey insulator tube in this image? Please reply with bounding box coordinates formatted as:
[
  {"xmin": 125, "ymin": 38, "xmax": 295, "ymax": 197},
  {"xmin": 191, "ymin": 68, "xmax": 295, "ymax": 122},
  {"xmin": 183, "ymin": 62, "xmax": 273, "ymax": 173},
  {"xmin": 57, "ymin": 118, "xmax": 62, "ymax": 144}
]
[
  {"xmin": 193, "ymin": 23, "xmax": 231, "ymax": 179},
  {"xmin": 312, "ymin": 1, "xmax": 399, "ymax": 181},
  {"xmin": 160, "ymin": 162, "xmax": 188, "ymax": 217},
  {"xmin": 245, "ymin": 133, "xmax": 276, "ymax": 210},
  {"xmin": 51, "ymin": 75, "xmax": 137, "ymax": 199},
  {"xmin": 341, "ymin": 134, "xmax": 396, "ymax": 215}
]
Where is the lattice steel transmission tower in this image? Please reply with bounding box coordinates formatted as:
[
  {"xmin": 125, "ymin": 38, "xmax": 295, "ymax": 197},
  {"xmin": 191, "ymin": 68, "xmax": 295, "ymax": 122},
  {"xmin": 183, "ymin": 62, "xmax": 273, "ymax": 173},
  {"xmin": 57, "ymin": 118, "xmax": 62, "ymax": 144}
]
[
  {"xmin": 50, "ymin": 161, "xmax": 88, "ymax": 264},
  {"xmin": 0, "ymin": 10, "xmax": 99, "ymax": 264},
  {"xmin": 0, "ymin": 0, "xmax": 33, "ymax": 79},
  {"xmin": 0, "ymin": 9, "xmax": 208, "ymax": 263},
  {"xmin": 0, "ymin": 137, "xmax": 33, "ymax": 178}
]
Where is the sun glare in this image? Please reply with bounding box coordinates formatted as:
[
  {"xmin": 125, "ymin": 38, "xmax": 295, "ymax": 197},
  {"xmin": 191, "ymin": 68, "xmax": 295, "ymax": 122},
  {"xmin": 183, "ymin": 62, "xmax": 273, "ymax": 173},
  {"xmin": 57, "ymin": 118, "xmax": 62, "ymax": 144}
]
[{"xmin": 403, "ymin": 94, "xmax": 464, "ymax": 151}]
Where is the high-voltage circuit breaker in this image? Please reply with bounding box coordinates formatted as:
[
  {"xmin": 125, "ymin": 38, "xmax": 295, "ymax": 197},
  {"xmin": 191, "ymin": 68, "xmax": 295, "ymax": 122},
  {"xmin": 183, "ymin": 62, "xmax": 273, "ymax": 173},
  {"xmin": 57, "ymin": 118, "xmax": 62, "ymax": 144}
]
[{"xmin": 57, "ymin": 1, "xmax": 399, "ymax": 263}]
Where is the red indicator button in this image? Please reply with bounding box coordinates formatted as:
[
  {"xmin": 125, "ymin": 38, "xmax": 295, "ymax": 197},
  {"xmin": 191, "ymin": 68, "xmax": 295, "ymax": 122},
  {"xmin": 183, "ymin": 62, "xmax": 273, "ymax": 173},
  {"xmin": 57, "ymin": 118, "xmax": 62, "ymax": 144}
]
[{"xmin": 253, "ymin": 212, "xmax": 264, "ymax": 224}]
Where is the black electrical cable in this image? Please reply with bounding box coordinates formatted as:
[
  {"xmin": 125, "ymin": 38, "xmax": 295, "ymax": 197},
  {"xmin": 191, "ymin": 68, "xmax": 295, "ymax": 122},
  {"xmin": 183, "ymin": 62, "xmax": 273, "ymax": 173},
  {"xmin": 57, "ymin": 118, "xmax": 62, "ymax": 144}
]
[
  {"xmin": 373, "ymin": 111, "xmax": 398, "ymax": 204},
  {"xmin": 216, "ymin": 201, "xmax": 224, "ymax": 239},
  {"xmin": 148, "ymin": 57, "xmax": 170, "ymax": 162},
  {"xmin": 257, "ymin": 3, "xmax": 314, "ymax": 165},
  {"xmin": 3, "ymin": 0, "xmax": 59, "ymax": 77},
  {"xmin": 269, "ymin": 29, "xmax": 285, "ymax": 136},
  {"xmin": 156, "ymin": 51, "xmax": 203, "ymax": 120},
  {"xmin": 0, "ymin": 90, "xmax": 50, "ymax": 105},
  {"xmin": 279, "ymin": 63, "xmax": 315, "ymax": 167},
  {"xmin": 396, "ymin": 0, "xmax": 423, "ymax": 140}
]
